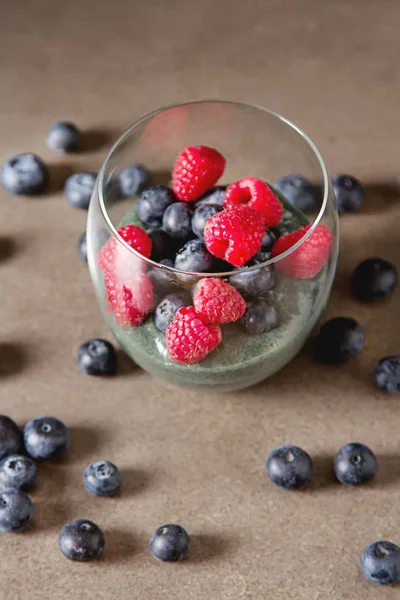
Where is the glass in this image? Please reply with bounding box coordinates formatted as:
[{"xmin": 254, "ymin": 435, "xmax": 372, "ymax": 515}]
[{"xmin": 87, "ymin": 100, "xmax": 339, "ymax": 391}]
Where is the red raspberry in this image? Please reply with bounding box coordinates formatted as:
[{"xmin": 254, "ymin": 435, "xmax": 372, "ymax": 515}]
[
  {"xmin": 271, "ymin": 224, "xmax": 333, "ymax": 279},
  {"xmin": 105, "ymin": 272, "xmax": 153, "ymax": 327},
  {"xmin": 172, "ymin": 146, "xmax": 226, "ymax": 202},
  {"xmin": 204, "ymin": 205, "xmax": 264, "ymax": 267},
  {"xmin": 98, "ymin": 225, "xmax": 152, "ymax": 274},
  {"xmin": 193, "ymin": 278, "xmax": 246, "ymax": 324},
  {"xmin": 224, "ymin": 177, "xmax": 283, "ymax": 228},
  {"xmin": 166, "ymin": 306, "xmax": 222, "ymax": 364}
]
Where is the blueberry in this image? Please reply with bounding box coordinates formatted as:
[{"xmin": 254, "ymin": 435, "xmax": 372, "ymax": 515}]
[
  {"xmin": 373, "ymin": 356, "xmax": 400, "ymax": 394},
  {"xmin": 146, "ymin": 229, "xmax": 176, "ymax": 261},
  {"xmin": 351, "ymin": 258, "xmax": 397, "ymax": 301},
  {"xmin": 0, "ymin": 489, "xmax": 34, "ymax": 532},
  {"xmin": 241, "ymin": 299, "xmax": 278, "ymax": 336},
  {"xmin": 83, "ymin": 460, "xmax": 121, "ymax": 497},
  {"xmin": 229, "ymin": 265, "xmax": 276, "ymax": 297},
  {"xmin": 78, "ymin": 232, "xmax": 87, "ymax": 263},
  {"xmin": 1, "ymin": 153, "xmax": 49, "ymax": 195},
  {"xmin": 77, "ymin": 338, "xmax": 118, "ymax": 376},
  {"xmin": 162, "ymin": 202, "xmax": 193, "ymax": 240},
  {"xmin": 24, "ymin": 417, "xmax": 69, "ymax": 460},
  {"xmin": 360, "ymin": 541, "xmax": 400, "ymax": 585},
  {"xmin": 315, "ymin": 317, "xmax": 365, "ymax": 364},
  {"xmin": 65, "ymin": 172, "xmax": 97, "ymax": 210},
  {"xmin": 154, "ymin": 294, "xmax": 188, "ymax": 332},
  {"xmin": 332, "ymin": 174, "xmax": 365, "ymax": 213},
  {"xmin": 261, "ymin": 230, "xmax": 277, "ymax": 251},
  {"xmin": 0, "ymin": 416, "xmax": 23, "ymax": 459},
  {"xmin": 46, "ymin": 121, "xmax": 81, "ymax": 152},
  {"xmin": 195, "ymin": 186, "xmax": 226, "ymax": 207},
  {"xmin": 274, "ymin": 174, "xmax": 318, "ymax": 213},
  {"xmin": 0, "ymin": 455, "xmax": 36, "ymax": 491},
  {"xmin": 137, "ymin": 186, "xmax": 176, "ymax": 227},
  {"xmin": 175, "ymin": 239, "xmax": 213, "ymax": 272},
  {"xmin": 119, "ymin": 164, "xmax": 151, "ymax": 197},
  {"xmin": 148, "ymin": 258, "xmax": 175, "ymax": 291},
  {"xmin": 191, "ymin": 204, "xmax": 222, "ymax": 241},
  {"xmin": 149, "ymin": 524, "xmax": 190, "ymax": 562},
  {"xmin": 265, "ymin": 445, "xmax": 313, "ymax": 490},
  {"xmin": 334, "ymin": 443, "xmax": 377, "ymax": 486},
  {"xmin": 59, "ymin": 519, "xmax": 105, "ymax": 561}
]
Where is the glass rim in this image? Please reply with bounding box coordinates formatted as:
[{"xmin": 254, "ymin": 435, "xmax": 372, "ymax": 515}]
[{"xmin": 98, "ymin": 99, "xmax": 330, "ymax": 277}]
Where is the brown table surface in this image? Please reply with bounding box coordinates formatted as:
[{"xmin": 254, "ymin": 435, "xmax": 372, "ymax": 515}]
[{"xmin": 1, "ymin": 0, "xmax": 400, "ymax": 598}]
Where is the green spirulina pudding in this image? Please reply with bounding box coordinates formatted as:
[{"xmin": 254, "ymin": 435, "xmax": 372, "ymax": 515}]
[{"xmin": 106, "ymin": 197, "xmax": 331, "ymax": 391}]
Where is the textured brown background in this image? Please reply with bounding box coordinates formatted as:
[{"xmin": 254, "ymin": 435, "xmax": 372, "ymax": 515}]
[{"xmin": 1, "ymin": 0, "xmax": 400, "ymax": 598}]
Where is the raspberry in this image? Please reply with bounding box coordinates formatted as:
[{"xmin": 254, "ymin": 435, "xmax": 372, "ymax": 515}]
[
  {"xmin": 105, "ymin": 272, "xmax": 153, "ymax": 327},
  {"xmin": 172, "ymin": 146, "xmax": 226, "ymax": 202},
  {"xmin": 224, "ymin": 178, "xmax": 283, "ymax": 228},
  {"xmin": 204, "ymin": 205, "xmax": 264, "ymax": 267},
  {"xmin": 166, "ymin": 306, "xmax": 222, "ymax": 364},
  {"xmin": 98, "ymin": 225, "xmax": 152, "ymax": 274},
  {"xmin": 271, "ymin": 224, "xmax": 332, "ymax": 279},
  {"xmin": 193, "ymin": 278, "xmax": 246, "ymax": 324}
]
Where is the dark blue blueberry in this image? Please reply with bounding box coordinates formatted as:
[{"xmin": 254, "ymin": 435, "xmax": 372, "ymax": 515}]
[
  {"xmin": 64, "ymin": 172, "xmax": 97, "ymax": 210},
  {"xmin": 77, "ymin": 338, "xmax": 118, "ymax": 376},
  {"xmin": 119, "ymin": 164, "xmax": 151, "ymax": 197},
  {"xmin": 78, "ymin": 232, "xmax": 87, "ymax": 263},
  {"xmin": 195, "ymin": 186, "xmax": 226, "ymax": 207},
  {"xmin": 162, "ymin": 202, "xmax": 193, "ymax": 240},
  {"xmin": 261, "ymin": 230, "xmax": 277, "ymax": 252},
  {"xmin": 83, "ymin": 460, "xmax": 121, "ymax": 497},
  {"xmin": 149, "ymin": 524, "xmax": 190, "ymax": 562},
  {"xmin": 154, "ymin": 294, "xmax": 188, "ymax": 332},
  {"xmin": 0, "ymin": 416, "xmax": 23, "ymax": 460},
  {"xmin": 241, "ymin": 299, "xmax": 278, "ymax": 336},
  {"xmin": 360, "ymin": 541, "xmax": 400, "ymax": 585},
  {"xmin": 265, "ymin": 445, "xmax": 313, "ymax": 490},
  {"xmin": 191, "ymin": 204, "xmax": 222, "ymax": 240},
  {"xmin": 147, "ymin": 258, "xmax": 175, "ymax": 290},
  {"xmin": 137, "ymin": 186, "xmax": 176, "ymax": 227},
  {"xmin": 0, "ymin": 489, "xmax": 34, "ymax": 532},
  {"xmin": 46, "ymin": 121, "xmax": 81, "ymax": 152},
  {"xmin": 334, "ymin": 443, "xmax": 377, "ymax": 486},
  {"xmin": 229, "ymin": 264, "xmax": 276, "ymax": 297},
  {"xmin": 273, "ymin": 174, "xmax": 318, "ymax": 213},
  {"xmin": 146, "ymin": 229, "xmax": 176, "ymax": 261},
  {"xmin": 332, "ymin": 174, "xmax": 365, "ymax": 213},
  {"xmin": 0, "ymin": 455, "xmax": 36, "ymax": 491},
  {"xmin": 59, "ymin": 519, "xmax": 105, "ymax": 561},
  {"xmin": 24, "ymin": 417, "xmax": 69, "ymax": 460},
  {"xmin": 373, "ymin": 356, "xmax": 400, "ymax": 394},
  {"xmin": 315, "ymin": 317, "xmax": 365, "ymax": 364},
  {"xmin": 1, "ymin": 153, "xmax": 49, "ymax": 195},
  {"xmin": 175, "ymin": 239, "xmax": 213, "ymax": 273},
  {"xmin": 351, "ymin": 258, "xmax": 397, "ymax": 301},
  {"xmin": 249, "ymin": 252, "xmax": 272, "ymax": 265}
]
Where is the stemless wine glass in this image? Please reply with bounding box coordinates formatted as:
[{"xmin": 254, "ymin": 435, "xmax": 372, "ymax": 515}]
[{"xmin": 87, "ymin": 100, "xmax": 339, "ymax": 391}]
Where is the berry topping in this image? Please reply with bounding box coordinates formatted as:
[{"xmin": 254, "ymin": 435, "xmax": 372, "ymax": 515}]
[
  {"xmin": 172, "ymin": 146, "xmax": 226, "ymax": 202},
  {"xmin": 105, "ymin": 273, "xmax": 153, "ymax": 327},
  {"xmin": 191, "ymin": 204, "xmax": 222, "ymax": 240},
  {"xmin": 315, "ymin": 317, "xmax": 365, "ymax": 364},
  {"xmin": 350, "ymin": 258, "xmax": 397, "ymax": 301},
  {"xmin": 146, "ymin": 229, "xmax": 176, "ymax": 262},
  {"xmin": 174, "ymin": 239, "xmax": 213, "ymax": 272},
  {"xmin": 204, "ymin": 205, "xmax": 265, "ymax": 267},
  {"xmin": 98, "ymin": 225, "xmax": 152, "ymax": 274},
  {"xmin": 137, "ymin": 185, "xmax": 176, "ymax": 227},
  {"xmin": 373, "ymin": 356, "xmax": 400, "ymax": 394},
  {"xmin": 193, "ymin": 278, "xmax": 246, "ymax": 325},
  {"xmin": 224, "ymin": 178, "xmax": 283, "ymax": 227},
  {"xmin": 229, "ymin": 263, "xmax": 276, "ymax": 297},
  {"xmin": 332, "ymin": 174, "xmax": 365, "ymax": 213},
  {"xmin": 195, "ymin": 186, "xmax": 226, "ymax": 208},
  {"xmin": 241, "ymin": 298, "xmax": 278, "ymax": 335},
  {"xmin": 162, "ymin": 202, "xmax": 193, "ymax": 240},
  {"xmin": 119, "ymin": 164, "xmax": 151, "ymax": 197},
  {"xmin": 261, "ymin": 229, "xmax": 277, "ymax": 251},
  {"xmin": 154, "ymin": 293, "xmax": 188, "ymax": 332},
  {"xmin": 271, "ymin": 224, "xmax": 332, "ymax": 279},
  {"xmin": 166, "ymin": 306, "xmax": 222, "ymax": 364},
  {"xmin": 273, "ymin": 174, "xmax": 318, "ymax": 213}
]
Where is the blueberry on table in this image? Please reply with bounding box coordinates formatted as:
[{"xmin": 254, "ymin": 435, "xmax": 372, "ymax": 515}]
[
  {"xmin": 46, "ymin": 121, "xmax": 81, "ymax": 152},
  {"xmin": 59, "ymin": 519, "xmax": 105, "ymax": 561},
  {"xmin": 241, "ymin": 299, "xmax": 278, "ymax": 336},
  {"xmin": 0, "ymin": 415, "xmax": 23, "ymax": 459},
  {"xmin": 119, "ymin": 164, "xmax": 151, "ymax": 197},
  {"xmin": 137, "ymin": 185, "xmax": 176, "ymax": 227},
  {"xmin": 64, "ymin": 172, "xmax": 97, "ymax": 210},
  {"xmin": 334, "ymin": 443, "xmax": 377, "ymax": 486},
  {"xmin": 331, "ymin": 174, "xmax": 365, "ymax": 213},
  {"xmin": 24, "ymin": 416, "xmax": 69, "ymax": 460},
  {"xmin": 360, "ymin": 541, "xmax": 400, "ymax": 585},
  {"xmin": 149, "ymin": 524, "xmax": 190, "ymax": 562},
  {"xmin": 78, "ymin": 232, "xmax": 87, "ymax": 263},
  {"xmin": 162, "ymin": 202, "xmax": 193, "ymax": 240},
  {"xmin": 174, "ymin": 239, "xmax": 213, "ymax": 272},
  {"xmin": 229, "ymin": 264, "xmax": 276, "ymax": 297},
  {"xmin": 83, "ymin": 460, "xmax": 121, "ymax": 497},
  {"xmin": 1, "ymin": 153, "xmax": 49, "ymax": 195},
  {"xmin": 191, "ymin": 204, "xmax": 222, "ymax": 241},
  {"xmin": 154, "ymin": 294, "xmax": 188, "ymax": 332},
  {"xmin": 0, "ymin": 455, "xmax": 36, "ymax": 491},
  {"xmin": 265, "ymin": 445, "xmax": 313, "ymax": 490},
  {"xmin": 0, "ymin": 489, "xmax": 34, "ymax": 532},
  {"xmin": 315, "ymin": 317, "xmax": 365, "ymax": 364},
  {"xmin": 350, "ymin": 258, "xmax": 397, "ymax": 301},
  {"xmin": 195, "ymin": 186, "xmax": 226, "ymax": 207},
  {"xmin": 77, "ymin": 338, "xmax": 117, "ymax": 376},
  {"xmin": 273, "ymin": 174, "xmax": 318, "ymax": 213},
  {"xmin": 373, "ymin": 356, "xmax": 400, "ymax": 394}
]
